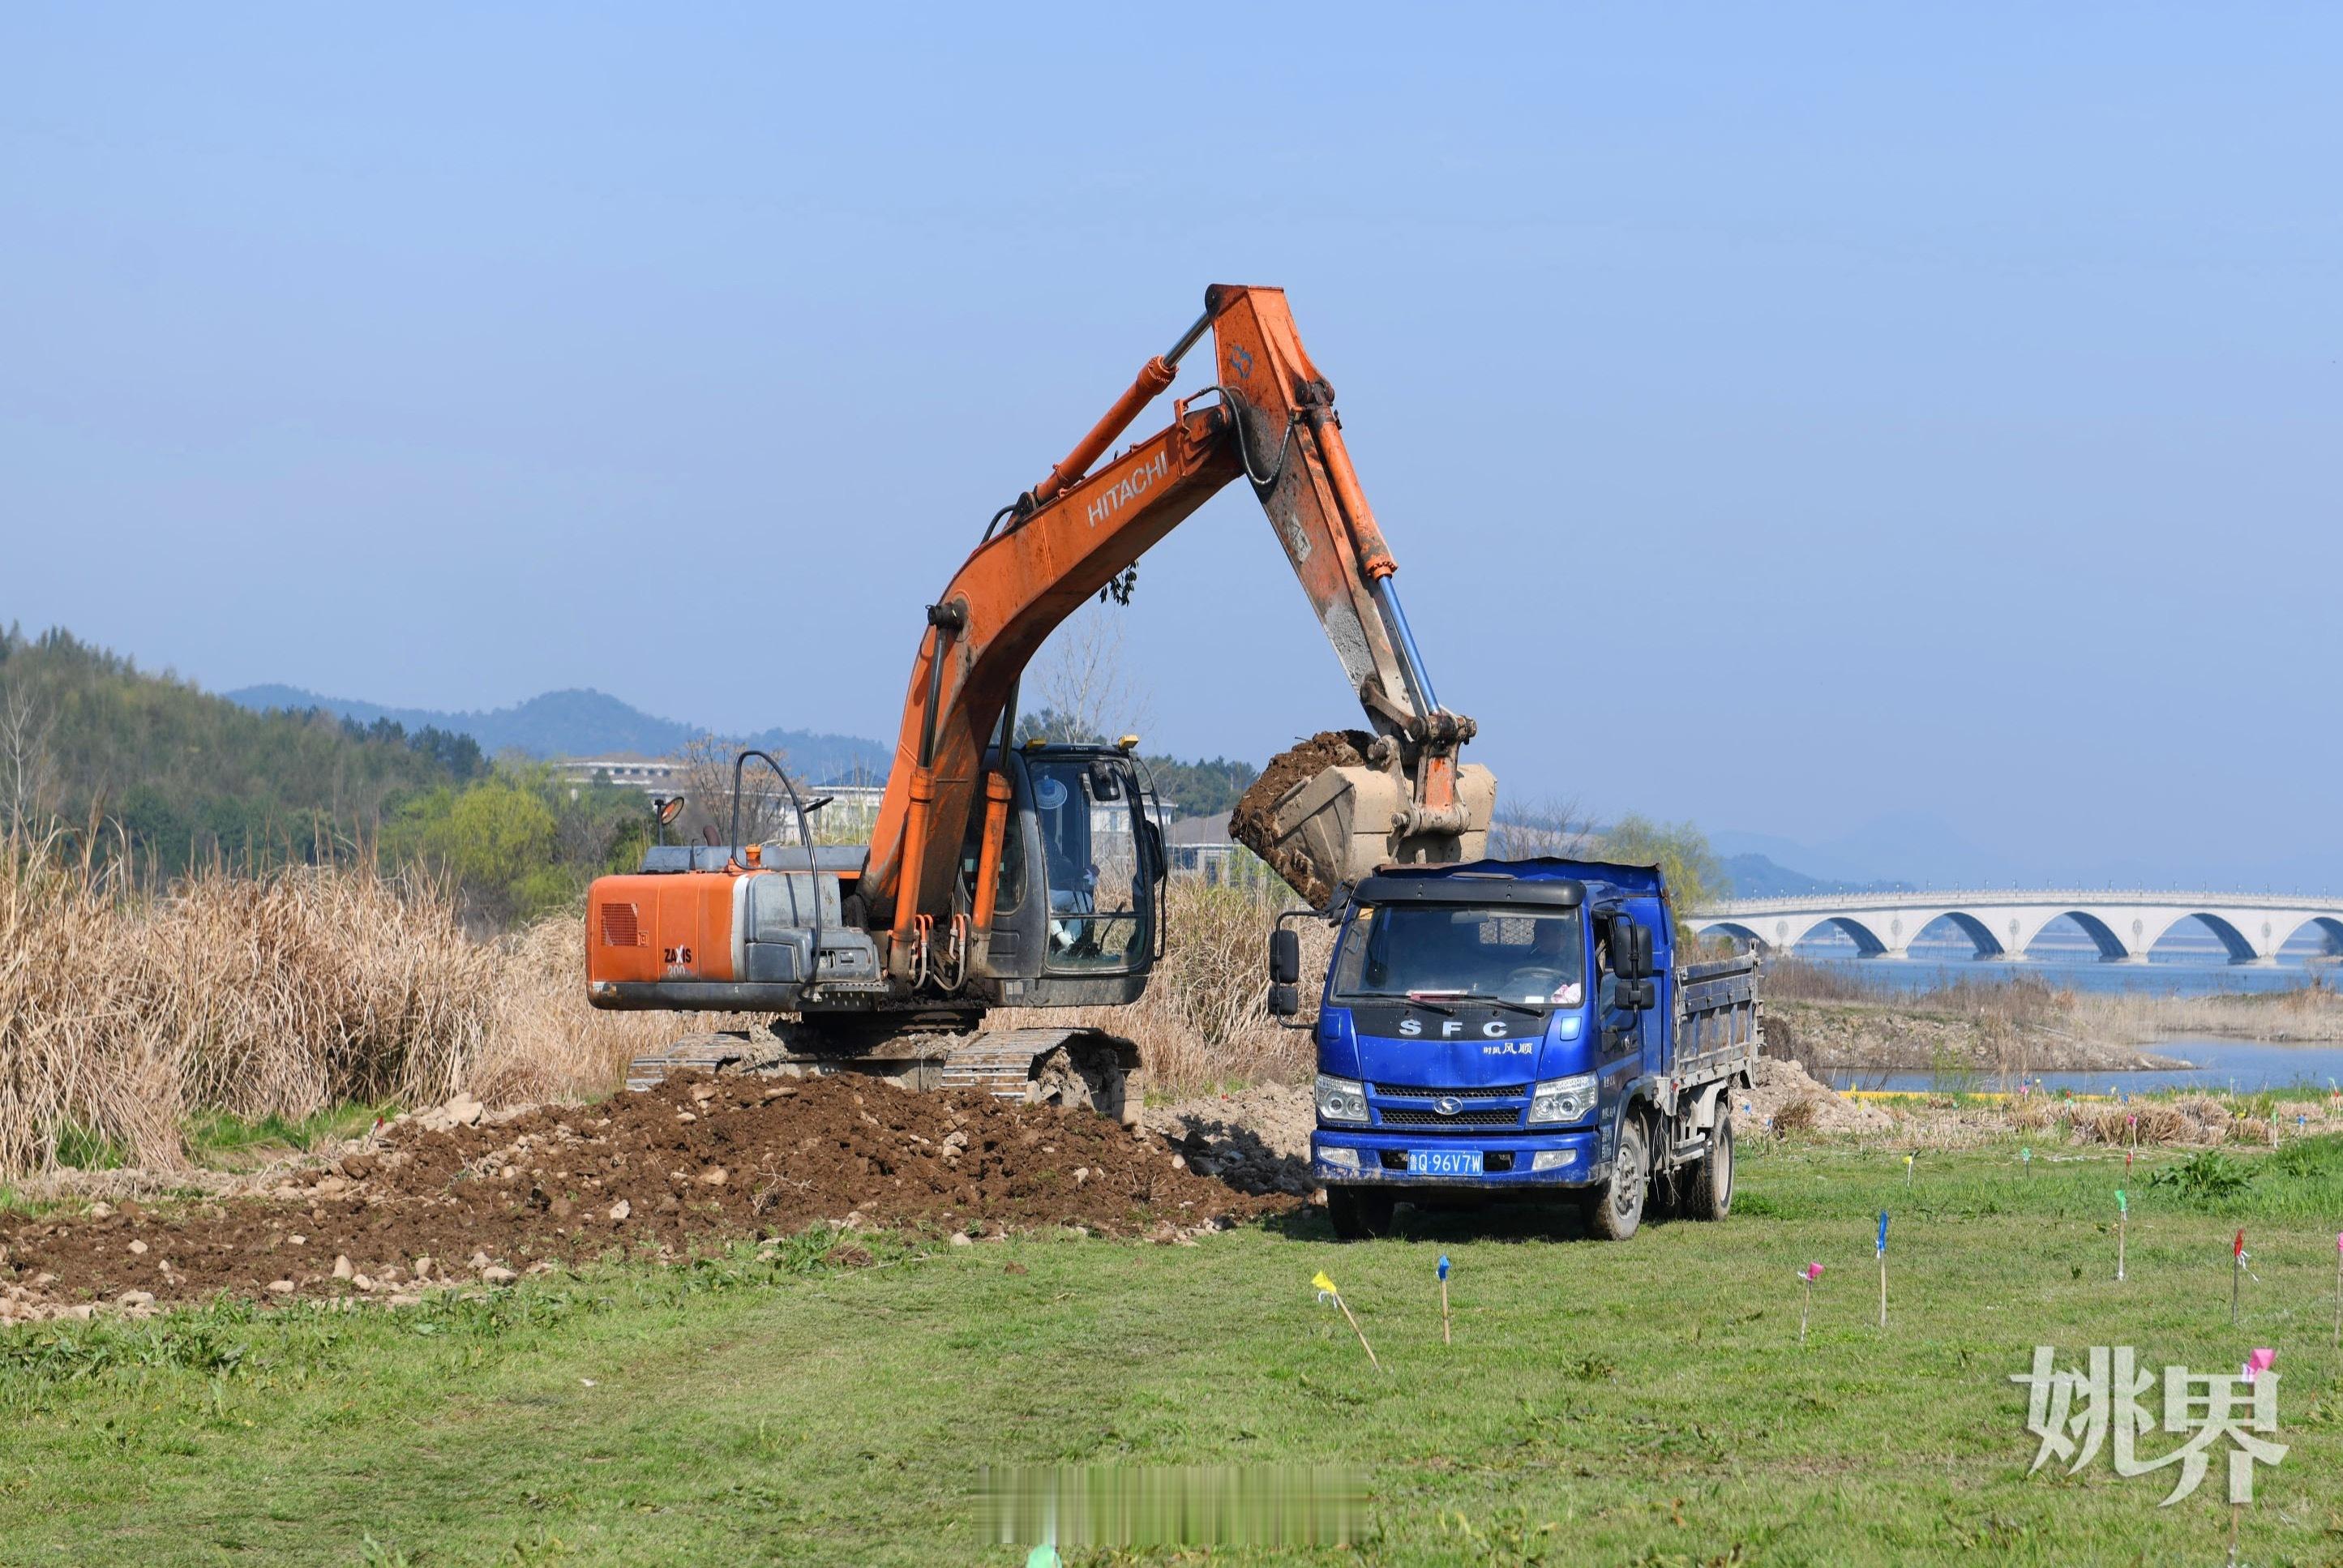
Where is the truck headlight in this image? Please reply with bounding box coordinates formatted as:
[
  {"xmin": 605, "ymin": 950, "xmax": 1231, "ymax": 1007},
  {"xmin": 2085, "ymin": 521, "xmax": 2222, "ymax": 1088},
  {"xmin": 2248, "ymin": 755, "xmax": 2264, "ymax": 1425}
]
[
  {"xmin": 1314, "ymin": 1074, "xmax": 1369, "ymax": 1125},
  {"xmin": 1527, "ymin": 1073, "xmax": 1597, "ymax": 1125}
]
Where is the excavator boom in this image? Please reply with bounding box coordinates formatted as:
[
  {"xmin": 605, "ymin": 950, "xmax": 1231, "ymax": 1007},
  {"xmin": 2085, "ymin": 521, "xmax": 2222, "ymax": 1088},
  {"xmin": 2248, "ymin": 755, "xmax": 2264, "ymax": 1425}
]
[{"xmin": 862, "ymin": 284, "xmax": 1493, "ymax": 953}]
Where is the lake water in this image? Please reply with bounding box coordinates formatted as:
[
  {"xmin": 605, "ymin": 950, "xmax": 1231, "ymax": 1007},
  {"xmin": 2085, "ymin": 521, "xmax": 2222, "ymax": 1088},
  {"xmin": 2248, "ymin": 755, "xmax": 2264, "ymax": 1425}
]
[{"xmin": 1826, "ymin": 1039, "xmax": 2343, "ymax": 1097}]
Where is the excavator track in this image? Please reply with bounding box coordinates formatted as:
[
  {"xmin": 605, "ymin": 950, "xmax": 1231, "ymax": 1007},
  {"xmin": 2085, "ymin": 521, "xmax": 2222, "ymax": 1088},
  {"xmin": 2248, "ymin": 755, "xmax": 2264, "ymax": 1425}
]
[{"xmin": 624, "ymin": 1022, "xmax": 1142, "ymax": 1124}]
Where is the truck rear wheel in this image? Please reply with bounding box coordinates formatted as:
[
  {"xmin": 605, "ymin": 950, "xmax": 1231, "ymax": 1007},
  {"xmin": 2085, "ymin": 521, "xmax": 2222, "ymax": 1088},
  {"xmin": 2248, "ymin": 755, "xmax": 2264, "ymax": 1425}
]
[
  {"xmin": 1587, "ymin": 1113, "xmax": 1648, "ymax": 1241},
  {"xmin": 1689, "ymin": 1111, "xmax": 1733, "ymax": 1221},
  {"xmin": 1326, "ymin": 1185, "xmax": 1395, "ymax": 1241}
]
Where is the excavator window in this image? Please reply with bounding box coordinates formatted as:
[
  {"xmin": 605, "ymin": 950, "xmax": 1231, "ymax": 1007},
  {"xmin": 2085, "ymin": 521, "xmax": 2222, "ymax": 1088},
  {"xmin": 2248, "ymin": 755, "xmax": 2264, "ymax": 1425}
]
[{"xmin": 1030, "ymin": 754, "xmax": 1151, "ymax": 973}]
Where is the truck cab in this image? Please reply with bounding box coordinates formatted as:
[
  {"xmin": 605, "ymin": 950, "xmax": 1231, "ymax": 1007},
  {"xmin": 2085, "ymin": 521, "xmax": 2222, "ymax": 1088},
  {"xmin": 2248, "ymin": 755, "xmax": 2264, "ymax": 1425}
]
[{"xmin": 1274, "ymin": 857, "xmax": 1759, "ymax": 1240}]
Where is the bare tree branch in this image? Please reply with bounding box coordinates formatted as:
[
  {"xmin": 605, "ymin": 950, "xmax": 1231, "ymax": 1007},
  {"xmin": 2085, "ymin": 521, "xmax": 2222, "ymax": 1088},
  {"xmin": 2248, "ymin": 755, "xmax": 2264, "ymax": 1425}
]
[
  {"xmin": 0, "ymin": 684, "xmax": 58, "ymax": 836},
  {"xmin": 1028, "ymin": 604, "xmax": 1154, "ymax": 745},
  {"xmin": 1490, "ymin": 795, "xmax": 1594, "ymax": 860}
]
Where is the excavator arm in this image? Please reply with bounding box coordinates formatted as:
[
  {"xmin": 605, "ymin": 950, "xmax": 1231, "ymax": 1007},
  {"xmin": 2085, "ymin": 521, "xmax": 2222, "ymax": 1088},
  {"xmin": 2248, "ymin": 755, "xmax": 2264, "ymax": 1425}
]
[{"xmin": 860, "ymin": 285, "xmax": 1491, "ymax": 959}]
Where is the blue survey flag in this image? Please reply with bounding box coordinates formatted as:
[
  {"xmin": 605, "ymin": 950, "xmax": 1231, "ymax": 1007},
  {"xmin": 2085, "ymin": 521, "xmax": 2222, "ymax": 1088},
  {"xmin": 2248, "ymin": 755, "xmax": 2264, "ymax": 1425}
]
[
  {"xmin": 1437, "ymin": 1253, "xmax": 1450, "ymax": 1282},
  {"xmin": 1876, "ymin": 1211, "xmax": 1890, "ymax": 1257}
]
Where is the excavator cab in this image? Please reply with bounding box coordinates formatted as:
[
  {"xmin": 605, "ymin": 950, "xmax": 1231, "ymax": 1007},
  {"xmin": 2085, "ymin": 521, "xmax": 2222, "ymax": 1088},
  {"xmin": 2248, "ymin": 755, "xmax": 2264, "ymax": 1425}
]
[{"xmin": 970, "ymin": 742, "xmax": 1165, "ymax": 1002}]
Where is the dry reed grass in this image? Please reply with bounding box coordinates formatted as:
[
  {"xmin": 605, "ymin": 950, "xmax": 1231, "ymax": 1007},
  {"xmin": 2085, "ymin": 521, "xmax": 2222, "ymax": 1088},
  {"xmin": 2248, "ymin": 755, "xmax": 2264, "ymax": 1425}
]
[
  {"xmin": 1, "ymin": 825, "xmax": 1315, "ymax": 1176},
  {"xmin": 0, "ymin": 828, "xmax": 670, "ymax": 1176}
]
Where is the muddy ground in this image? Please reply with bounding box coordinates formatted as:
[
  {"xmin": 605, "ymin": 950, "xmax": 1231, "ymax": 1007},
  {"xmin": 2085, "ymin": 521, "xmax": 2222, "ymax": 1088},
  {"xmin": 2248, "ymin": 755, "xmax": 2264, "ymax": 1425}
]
[{"xmin": 0, "ymin": 1075, "xmax": 1296, "ymax": 1322}]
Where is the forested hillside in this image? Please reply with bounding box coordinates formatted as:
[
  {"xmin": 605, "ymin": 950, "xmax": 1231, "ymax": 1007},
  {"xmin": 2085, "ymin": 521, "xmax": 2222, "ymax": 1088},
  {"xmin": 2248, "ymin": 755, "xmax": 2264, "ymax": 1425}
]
[
  {"xmin": 0, "ymin": 626, "xmax": 650, "ymax": 920},
  {"xmin": 0, "ymin": 627, "xmax": 473, "ymax": 866},
  {"xmin": 6, "ymin": 623, "xmax": 1287, "ymax": 920}
]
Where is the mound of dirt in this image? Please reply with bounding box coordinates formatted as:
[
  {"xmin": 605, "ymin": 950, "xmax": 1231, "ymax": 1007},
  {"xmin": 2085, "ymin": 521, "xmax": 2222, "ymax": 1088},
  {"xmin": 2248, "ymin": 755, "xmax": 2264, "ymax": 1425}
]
[
  {"xmin": 1229, "ymin": 730, "xmax": 1377, "ymax": 906},
  {"xmin": 1741, "ymin": 1056, "xmax": 1894, "ymax": 1136},
  {"xmin": 1142, "ymin": 1084, "xmax": 1317, "ymax": 1196},
  {"xmin": 0, "ymin": 1076, "xmax": 1296, "ymax": 1319}
]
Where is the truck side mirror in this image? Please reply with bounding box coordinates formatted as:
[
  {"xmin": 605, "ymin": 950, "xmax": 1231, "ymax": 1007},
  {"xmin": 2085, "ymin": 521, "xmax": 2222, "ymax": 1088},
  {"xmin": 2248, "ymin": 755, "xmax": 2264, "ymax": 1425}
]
[
  {"xmin": 1623, "ymin": 977, "xmax": 1657, "ymax": 1010},
  {"xmin": 1267, "ymin": 982, "xmax": 1301, "ymax": 1017},
  {"xmin": 1633, "ymin": 923, "xmax": 1654, "ymax": 981},
  {"xmin": 1606, "ymin": 913, "xmax": 1640, "ymax": 978},
  {"xmin": 1268, "ymin": 928, "xmax": 1300, "ymax": 986}
]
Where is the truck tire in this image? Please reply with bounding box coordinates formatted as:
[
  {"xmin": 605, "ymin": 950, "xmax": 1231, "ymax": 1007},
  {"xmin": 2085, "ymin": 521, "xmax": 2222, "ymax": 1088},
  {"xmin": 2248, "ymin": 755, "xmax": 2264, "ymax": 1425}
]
[
  {"xmin": 1688, "ymin": 1110, "xmax": 1733, "ymax": 1221},
  {"xmin": 1587, "ymin": 1112, "xmax": 1648, "ymax": 1241},
  {"xmin": 1326, "ymin": 1185, "xmax": 1395, "ymax": 1240}
]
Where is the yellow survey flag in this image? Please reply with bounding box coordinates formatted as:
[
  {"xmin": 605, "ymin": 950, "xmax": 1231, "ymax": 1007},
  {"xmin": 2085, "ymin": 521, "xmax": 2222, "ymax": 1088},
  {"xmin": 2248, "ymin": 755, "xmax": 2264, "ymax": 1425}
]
[{"xmin": 1312, "ymin": 1270, "xmax": 1339, "ymax": 1296}]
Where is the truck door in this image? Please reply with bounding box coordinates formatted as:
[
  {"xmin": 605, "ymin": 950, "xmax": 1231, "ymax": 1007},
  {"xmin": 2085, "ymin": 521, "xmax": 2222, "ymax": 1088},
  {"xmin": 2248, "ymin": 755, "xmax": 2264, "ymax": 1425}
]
[{"xmin": 1594, "ymin": 922, "xmax": 1643, "ymax": 1120}]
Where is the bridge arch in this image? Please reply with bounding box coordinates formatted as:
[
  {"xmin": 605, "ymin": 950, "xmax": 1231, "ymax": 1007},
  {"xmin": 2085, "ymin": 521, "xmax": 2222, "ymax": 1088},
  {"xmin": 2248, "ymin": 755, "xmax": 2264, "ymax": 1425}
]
[
  {"xmin": 1803, "ymin": 915, "xmax": 1893, "ymax": 958},
  {"xmin": 2154, "ymin": 912, "xmax": 2260, "ymax": 965},
  {"xmin": 2042, "ymin": 910, "xmax": 2131, "ymax": 962},
  {"xmin": 1694, "ymin": 920, "xmax": 1767, "ymax": 953},
  {"xmin": 1908, "ymin": 910, "xmax": 2007, "ymax": 959},
  {"xmin": 2292, "ymin": 915, "xmax": 2343, "ymax": 957},
  {"xmin": 1690, "ymin": 914, "xmax": 1893, "ymax": 957}
]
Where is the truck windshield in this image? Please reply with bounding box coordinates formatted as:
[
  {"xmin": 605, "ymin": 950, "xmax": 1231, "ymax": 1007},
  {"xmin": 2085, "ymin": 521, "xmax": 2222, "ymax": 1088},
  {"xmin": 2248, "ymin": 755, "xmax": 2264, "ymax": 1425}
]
[{"xmin": 1330, "ymin": 904, "xmax": 1585, "ymax": 1007}]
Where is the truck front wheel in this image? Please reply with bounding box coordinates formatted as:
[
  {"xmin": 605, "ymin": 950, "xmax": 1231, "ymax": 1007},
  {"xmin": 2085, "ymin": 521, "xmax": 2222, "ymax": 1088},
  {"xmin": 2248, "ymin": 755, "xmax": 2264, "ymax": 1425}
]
[
  {"xmin": 1587, "ymin": 1113, "xmax": 1648, "ymax": 1241},
  {"xmin": 1326, "ymin": 1185, "xmax": 1395, "ymax": 1240},
  {"xmin": 1689, "ymin": 1110, "xmax": 1733, "ymax": 1221}
]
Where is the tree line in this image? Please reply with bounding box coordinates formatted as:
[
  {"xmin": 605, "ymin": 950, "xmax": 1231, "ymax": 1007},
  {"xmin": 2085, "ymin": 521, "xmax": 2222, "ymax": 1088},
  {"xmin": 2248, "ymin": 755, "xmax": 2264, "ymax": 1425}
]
[{"xmin": 1, "ymin": 625, "xmax": 653, "ymax": 924}]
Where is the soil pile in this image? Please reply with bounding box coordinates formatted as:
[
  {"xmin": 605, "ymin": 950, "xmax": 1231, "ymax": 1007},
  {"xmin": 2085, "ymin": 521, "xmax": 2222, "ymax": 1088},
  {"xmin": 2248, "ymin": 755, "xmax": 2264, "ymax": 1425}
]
[
  {"xmin": 1742, "ymin": 1056, "xmax": 1895, "ymax": 1136},
  {"xmin": 1228, "ymin": 730, "xmax": 1377, "ymax": 906},
  {"xmin": 0, "ymin": 1076, "xmax": 1296, "ymax": 1319}
]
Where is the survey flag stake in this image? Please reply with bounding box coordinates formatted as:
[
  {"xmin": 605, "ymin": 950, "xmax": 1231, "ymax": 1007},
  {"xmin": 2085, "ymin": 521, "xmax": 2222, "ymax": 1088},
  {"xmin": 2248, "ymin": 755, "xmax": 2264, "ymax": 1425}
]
[
  {"xmin": 1797, "ymin": 1262, "xmax": 1823, "ymax": 1344},
  {"xmin": 1312, "ymin": 1270, "xmax": 1381, "ymax": 1371},
  {"xmin": 2021, "ymin": 1146, "xmax": 2032, "ymax": 1178},
  {"xmin": 2115, "ymin": 1189, "xmax": 2127, "ymax": 1281},
  {"xmin": 1437, "ymin": 1253, "xmax": 1452, "ymax": 1346},
  {"xmin": 1904, "ymin": 1151, "xmax": 1914, "ymax": 1187},
  {"xmin": 2231, "ymin": 1229, "xmax": 2247, "ymax": 1326},
  {"xmin": 1876, "ymin": 1212, "xmax": 1890, "ymax": 1329}
]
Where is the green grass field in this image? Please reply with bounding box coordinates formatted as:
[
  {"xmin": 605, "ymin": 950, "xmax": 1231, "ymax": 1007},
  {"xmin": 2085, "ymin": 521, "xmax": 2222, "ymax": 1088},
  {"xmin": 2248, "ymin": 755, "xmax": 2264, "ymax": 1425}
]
[{"xmin": 9, "ymin": 1137, "xmax": 2343, "ymax": 1566}]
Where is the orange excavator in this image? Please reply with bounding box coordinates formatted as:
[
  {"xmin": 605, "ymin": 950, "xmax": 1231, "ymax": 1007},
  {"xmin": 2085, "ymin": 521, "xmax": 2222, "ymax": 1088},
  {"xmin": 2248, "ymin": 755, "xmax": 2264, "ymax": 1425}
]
[{"xmin": 587, "ymin": 285, "xmax": 1494, "ymax": 1113}]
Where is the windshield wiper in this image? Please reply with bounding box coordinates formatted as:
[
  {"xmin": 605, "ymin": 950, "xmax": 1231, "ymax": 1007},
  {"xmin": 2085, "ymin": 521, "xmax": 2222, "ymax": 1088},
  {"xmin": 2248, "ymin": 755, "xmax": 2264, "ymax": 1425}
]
[
  {"xmin": 1399, "ymin": 990, "xmax": 1457, "ymax": 1015},
  {"xmin": 1450, "ymin": 992, "xmax": 1547, "ymax": 1018}
]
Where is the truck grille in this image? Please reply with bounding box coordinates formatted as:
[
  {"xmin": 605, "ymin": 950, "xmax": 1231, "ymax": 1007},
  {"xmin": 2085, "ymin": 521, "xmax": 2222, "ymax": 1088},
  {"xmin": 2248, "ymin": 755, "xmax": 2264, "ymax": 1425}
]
[
  {"xmin": 1369, "ymin": 1082, "xmax": 1525, "ymax": 1099},
  {"xmin": 1377, "ymin": 1107, "xmax": 1523, "ymax": 1129}
]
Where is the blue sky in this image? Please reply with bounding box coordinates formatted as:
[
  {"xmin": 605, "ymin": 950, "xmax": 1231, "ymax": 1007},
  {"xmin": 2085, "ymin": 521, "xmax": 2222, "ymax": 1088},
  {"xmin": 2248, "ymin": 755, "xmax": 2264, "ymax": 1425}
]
[{"xmin": 4, "ymin": 6, "xmax": 2337, "ymax": 888}]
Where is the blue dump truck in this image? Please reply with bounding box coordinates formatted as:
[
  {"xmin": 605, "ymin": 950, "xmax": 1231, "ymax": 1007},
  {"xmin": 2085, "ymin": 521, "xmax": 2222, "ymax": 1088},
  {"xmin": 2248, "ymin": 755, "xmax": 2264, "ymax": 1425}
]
[{"xmin": 1267, "ymin": 857, "xmax": 1761, "ymax": 1240}]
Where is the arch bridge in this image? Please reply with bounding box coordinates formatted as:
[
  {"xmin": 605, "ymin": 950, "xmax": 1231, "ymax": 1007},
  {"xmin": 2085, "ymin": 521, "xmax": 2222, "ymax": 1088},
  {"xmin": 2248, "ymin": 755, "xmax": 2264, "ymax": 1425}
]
[{"xmin": 1688, "ymin": 889, "xmax": 2343, "ymax": 967}]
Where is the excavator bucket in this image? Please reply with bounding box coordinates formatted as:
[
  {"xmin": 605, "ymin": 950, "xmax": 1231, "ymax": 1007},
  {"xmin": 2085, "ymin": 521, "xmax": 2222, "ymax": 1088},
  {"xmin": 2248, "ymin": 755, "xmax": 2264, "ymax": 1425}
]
[{"xmin": 1231, "ymin": 732, "xmax": 1496, "ymax": 909}]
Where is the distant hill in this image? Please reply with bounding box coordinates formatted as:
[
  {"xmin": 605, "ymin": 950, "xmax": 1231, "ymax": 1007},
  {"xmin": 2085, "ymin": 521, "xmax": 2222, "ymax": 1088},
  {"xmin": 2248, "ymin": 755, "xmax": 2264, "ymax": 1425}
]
[
  {"xmin": 0, "ymin": 628, "xmax": 468, "ymax": 871},
  {"xmin": 228, "ymin": 684, "xmax": 893, "ymax": 784},
  {"xmin": 1720, "ymin": 851, "xmax": 1915, "ymax": 900}
]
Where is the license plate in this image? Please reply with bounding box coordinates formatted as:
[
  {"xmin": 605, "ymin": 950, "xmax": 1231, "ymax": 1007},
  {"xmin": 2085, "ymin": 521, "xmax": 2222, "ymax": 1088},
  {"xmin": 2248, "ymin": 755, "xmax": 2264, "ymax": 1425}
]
[{"xmin": 1410, "ymin": 1148, "xmax": 1483, "ymax": 1176}]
